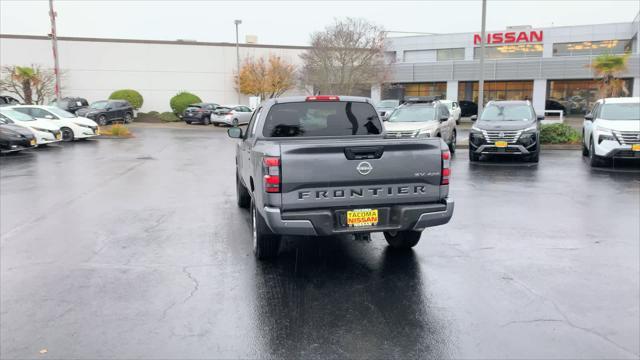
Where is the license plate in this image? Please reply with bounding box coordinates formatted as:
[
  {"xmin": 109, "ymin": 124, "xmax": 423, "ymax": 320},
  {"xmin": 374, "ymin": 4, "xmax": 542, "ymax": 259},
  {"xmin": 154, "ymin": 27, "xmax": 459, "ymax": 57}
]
[
  {"xmin": 55, "ymin": 133, "xmax": 61, "ymax": 140},
  {"xmin": 346, "ymin": 209, "xmax": 378, "ymax": 227},
  {"xmin": 30, "ymin": 139, "xmax": 36, "ymax": 146},
  {"xmin": 495, "ymin": 141, "xmax": 508, "ymax": 148},
  {"xmin": 632, "ymin": 144, "xmax": 640, "ymax": 152}
]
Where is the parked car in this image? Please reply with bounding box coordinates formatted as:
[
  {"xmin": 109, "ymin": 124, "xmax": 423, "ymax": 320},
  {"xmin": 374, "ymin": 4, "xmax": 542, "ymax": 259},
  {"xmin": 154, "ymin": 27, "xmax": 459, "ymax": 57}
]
[
  {"xmin": 0, "ymin": 95, "xmax": 20, "ymax": 107},
  {"xmin": 0, "ymin": 108, "xmax": 61, "ymax": 145},
  {"xmin": 183, "ymin": 102, "xmax": 220, "ymax": 125},
  {"xmin": 9, "ymin": 105, "xmax": 99, "ymax": 142},
  {"xmin": 545, "ymin": 99, "xmax": 567, "ymax": 114},
  {"xmin": 76, "ymin": 100, "xmax": 134, "ymax": 126},
  {"xmin": 51, "ymin": 97, "xmax": 89, "ymax": 114},
  {"xmin": 469, "ymin": 100, "xmax": 543, "ymax": 162},
  {"xmin": 375, "ymin": 99, "xmax": 400, "ymax": 120},
  {"xmin": 582, "ymin": 97, "xmax": 640, "ymax": 167},
  {"xmin": 212, "ymin": 105, "xmax": 253, "ymax": 127},
  {"xmin": 383, "ymin": 97, "xmax": 457, "ymax": 153},
  {"xmin": 439, "ymin": 100, "xmax": 462, "ymax": 124},
  {"xmin": 459, "ymin": 100, "xmax": 478, "ymax": 117},
  {"xmin": 0, "ymin": 116, "xmax": 37, "ymax": 153},
  {"xmin": 228, "ymin": 95, "xmax": 454, "ymax": 259}
]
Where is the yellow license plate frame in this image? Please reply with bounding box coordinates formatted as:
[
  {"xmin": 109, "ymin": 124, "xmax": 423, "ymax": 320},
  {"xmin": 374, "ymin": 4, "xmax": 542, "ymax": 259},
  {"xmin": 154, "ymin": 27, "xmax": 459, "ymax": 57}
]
[
  {"xmin": 495, "ymin": 141, "xmax": 508, "ymax": 148},
  {"xmin": 347, "ymin": 209, "xmax": 379, "ymax": 227},
  {"xmin": 632, "ymin": 144, "xmax": 640, "ymax": 152},
  {"xmin": 55, "ymin": 133, "xmax": 61, "ymax": 140}
]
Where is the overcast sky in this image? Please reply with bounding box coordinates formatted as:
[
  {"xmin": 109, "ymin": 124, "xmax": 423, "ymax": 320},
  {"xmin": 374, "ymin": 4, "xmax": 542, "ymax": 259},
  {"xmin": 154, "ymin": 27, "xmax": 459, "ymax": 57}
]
[{"xmin": 1, "ymin": 0, "xmax": 639, "ymax": 46}]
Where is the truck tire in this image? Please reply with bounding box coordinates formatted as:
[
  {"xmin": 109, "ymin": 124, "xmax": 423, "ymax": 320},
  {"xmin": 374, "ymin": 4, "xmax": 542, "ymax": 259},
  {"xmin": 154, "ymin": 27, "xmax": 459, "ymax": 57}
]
[
  {"xmin": 469, "ymin": 149, "xmax": 480, "ymax": 162},
  {"xmin": 251, "ymin": 199, "xmax": 281, "ymax": 260},
  {"xmin": 384, "ymin": 231, "xmax": 421, "ymax": 249},
  {"xmin": 236, "ymin": 172, "xmax": 250, "ymax": 209}
]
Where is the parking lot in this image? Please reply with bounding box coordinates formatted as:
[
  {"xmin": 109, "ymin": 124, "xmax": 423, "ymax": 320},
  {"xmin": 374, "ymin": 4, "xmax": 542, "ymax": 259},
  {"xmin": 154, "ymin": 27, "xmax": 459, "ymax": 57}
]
[{"xmin": 1, "ymin": 125, "xmax": 639, "ymax": 359}]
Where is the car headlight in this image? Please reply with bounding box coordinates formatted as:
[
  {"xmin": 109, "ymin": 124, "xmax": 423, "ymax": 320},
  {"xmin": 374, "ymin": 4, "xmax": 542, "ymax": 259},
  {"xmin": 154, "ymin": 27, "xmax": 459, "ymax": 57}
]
[
  {"xmin": 595, "ymin": 125, "xmax": 613, "ymax": 135},
  {"xmin": 522, "ymin": 125, "xmax": 537, "ymax": 133},
  {"xmin": 471, "ymin": 125, "xmax": 483, "ymax": 132},
  {"xmin": 416, "ymin": 129, "xmax": 431, "ymax": 138}
]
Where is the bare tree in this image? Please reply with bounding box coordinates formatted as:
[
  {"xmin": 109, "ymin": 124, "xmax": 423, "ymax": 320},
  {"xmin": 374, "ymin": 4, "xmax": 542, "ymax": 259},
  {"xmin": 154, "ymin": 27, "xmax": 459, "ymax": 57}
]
[
  {"xmin": 0, "ymin": 65, "xmax": 62, "ymax": 104},
  {"xmin": 300, "ymin": 18, "xmax": 387, "ymax": 95}
]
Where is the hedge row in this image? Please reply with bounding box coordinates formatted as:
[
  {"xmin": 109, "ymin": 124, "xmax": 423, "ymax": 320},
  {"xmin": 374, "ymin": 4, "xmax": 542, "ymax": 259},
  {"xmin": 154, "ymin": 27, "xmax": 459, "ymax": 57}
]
[{"xmin": 106, "ymin": 89, "xmax": 203, "ymax": 115}]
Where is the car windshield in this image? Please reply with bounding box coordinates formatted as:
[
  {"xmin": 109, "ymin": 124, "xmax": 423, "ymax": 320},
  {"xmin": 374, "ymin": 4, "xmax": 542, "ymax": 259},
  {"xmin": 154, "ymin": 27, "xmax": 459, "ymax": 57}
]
[
  {"xmin": 377, "ymin": 100, "xmax": 399, "ymax": 108},
  {"xmin": 90, "ymin": 101, "xmax": 108, "ymax": 109},
  {"xmin": 480, "ymin": 104, "xmax": 533, "ymax": 121},
  {"xmin": 599, "ymin": 103, "xmax": 640, "ymax": 120},
  {"xmin": 387, "ymin": 106, "xmax": 436, "ymax": 122},
  {"xmin": 46, "ymin": 107, "xmax": 76, "ymax": 118},
  {"xmin": 0, "ymin": 109, "xmax": 36, "ymax": 121}
]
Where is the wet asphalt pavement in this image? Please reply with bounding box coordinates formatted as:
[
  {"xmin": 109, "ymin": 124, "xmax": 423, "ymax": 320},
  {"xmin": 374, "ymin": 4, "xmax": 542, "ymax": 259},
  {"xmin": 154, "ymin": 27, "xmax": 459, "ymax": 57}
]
[{"xmin": 1, "ymin": 125, "xmax": 639, "ymax": 359}]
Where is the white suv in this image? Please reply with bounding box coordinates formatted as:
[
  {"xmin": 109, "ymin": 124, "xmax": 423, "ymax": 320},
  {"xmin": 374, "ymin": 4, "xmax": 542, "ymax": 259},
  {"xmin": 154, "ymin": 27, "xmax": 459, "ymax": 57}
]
[
  {"xmin": 439, "ymin": 100, "xmax": 462, "ymax": 124},
  {"xmin": 582, "ymin": 97, "xmax": 640, "ymax": 167}
]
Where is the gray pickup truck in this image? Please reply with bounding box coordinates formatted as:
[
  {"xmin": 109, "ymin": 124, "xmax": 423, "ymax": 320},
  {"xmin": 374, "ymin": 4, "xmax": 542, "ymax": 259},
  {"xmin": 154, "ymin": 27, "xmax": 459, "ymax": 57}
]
[{"xmin": 227, "ymin": 96, "xmax": 454, "ymax": 259}]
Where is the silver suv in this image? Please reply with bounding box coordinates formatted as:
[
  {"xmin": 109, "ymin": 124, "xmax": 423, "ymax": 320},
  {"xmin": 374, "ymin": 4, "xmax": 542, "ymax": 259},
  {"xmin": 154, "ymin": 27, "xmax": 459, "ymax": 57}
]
[{"xmin": 382, "ymin": 97, "xmax": 458, "ymax": 153}]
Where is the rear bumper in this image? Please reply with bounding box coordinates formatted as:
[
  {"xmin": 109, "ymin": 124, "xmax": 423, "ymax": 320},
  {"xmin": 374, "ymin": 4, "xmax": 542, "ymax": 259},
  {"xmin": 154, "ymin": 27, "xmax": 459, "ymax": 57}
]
[{"xmin": 262, "ymin": 198, "xmax": 454, "ymax": 236}]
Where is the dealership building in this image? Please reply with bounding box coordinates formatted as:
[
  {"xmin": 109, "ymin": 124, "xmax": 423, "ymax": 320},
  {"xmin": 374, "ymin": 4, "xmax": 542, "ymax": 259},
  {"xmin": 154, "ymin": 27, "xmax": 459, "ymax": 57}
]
[
  {"xmin": 0, "ymin": 13, "xmax": 639, "ymax": 114},
  {"xmin": 383, "ymin": 14, "xmax": 640, "ymax": 116}
]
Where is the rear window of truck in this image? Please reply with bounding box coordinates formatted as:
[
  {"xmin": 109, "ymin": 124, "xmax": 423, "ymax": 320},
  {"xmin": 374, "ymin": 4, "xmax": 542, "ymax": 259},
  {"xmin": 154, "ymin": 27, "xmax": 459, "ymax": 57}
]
[{"xmin": 262, "ymin": 101, "xmax": 382, "ymax": 137}]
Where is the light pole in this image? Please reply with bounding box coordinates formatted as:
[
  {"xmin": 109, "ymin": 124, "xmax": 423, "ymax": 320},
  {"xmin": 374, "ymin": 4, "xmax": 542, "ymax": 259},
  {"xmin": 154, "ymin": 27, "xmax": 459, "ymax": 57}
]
[
  {"xmin": 477, "ymin": 0, "xmax": 487, "ymax": 116},
  {"xmin": 49, "ymin": 0, "xmax": 61, "ymax": 101},
  {"xmin": 234, "ymin": 19, "xmax": 242, "ymax": 104}
]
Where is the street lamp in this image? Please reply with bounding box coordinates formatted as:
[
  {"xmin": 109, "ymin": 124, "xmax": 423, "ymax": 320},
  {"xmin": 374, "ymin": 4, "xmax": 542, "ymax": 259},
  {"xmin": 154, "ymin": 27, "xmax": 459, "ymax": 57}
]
[
  {"xmin": 477, "ymin": 0, "xmax": 487, "ymax": 116},
  {"xmin": 234, "ymin": 19, "xmax": 242, "ymax": 104}
]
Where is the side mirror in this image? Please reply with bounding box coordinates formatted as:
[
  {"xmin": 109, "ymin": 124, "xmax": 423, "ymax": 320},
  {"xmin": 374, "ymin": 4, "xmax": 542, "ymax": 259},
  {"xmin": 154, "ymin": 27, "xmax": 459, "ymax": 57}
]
[
  {"xmin": 584, "ymin": 113, "xmax": 593, "ymax": 121},
  {"xmin": 227, "ymin": 127, "xmax": 243, "ymax": 139},
  {"xmin": 439, "ymin": 115, "xmax": 449, "ymax": 122},
  {"xmin": 470, "ymin": 115, "xmax": 478, "ymax": 121},
  {"xmin": 537, "ymin": 114, "xmax": 545, "ymax": 121}
]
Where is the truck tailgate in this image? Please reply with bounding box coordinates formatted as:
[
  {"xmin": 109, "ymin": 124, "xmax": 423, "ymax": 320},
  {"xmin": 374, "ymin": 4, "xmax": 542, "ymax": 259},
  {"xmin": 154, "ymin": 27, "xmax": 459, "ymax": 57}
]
[{"xmin": 279, "ymin": 138, "xmax": 443, "ymax": 211}]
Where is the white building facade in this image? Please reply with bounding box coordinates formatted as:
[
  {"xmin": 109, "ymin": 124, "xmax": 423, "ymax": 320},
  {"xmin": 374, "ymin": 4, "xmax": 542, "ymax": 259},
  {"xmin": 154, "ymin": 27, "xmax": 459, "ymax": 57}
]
[
  {"xmin": 0, "ymin": 35, "xmax": 309, "ymax": 112},
  {"xmin": 384, "ymin": 16, "xmax": 640, "ymax": 115}
]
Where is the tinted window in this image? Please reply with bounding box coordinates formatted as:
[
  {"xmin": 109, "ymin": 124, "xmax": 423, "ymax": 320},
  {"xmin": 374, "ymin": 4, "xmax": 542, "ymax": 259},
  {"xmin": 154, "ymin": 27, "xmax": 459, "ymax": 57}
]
[
  {"xmin": 388, "ymin": 105, "xmax": 436, "ymax": 123},
  {"xmin": 481, "ymin": 103, "xmax": 534, "ymax": 121},
  {"xmin": 599, "ymin": 103, "xmax": 640, "ymax": 120},
  {"xmin": 263, "ymin": 101, "xmax": 382, "ymax": 137}
]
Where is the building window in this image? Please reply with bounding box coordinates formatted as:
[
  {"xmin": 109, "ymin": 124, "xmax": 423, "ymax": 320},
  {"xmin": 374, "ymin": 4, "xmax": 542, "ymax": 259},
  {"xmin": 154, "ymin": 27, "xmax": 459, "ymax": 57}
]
[
  {"xmin": 402, "ymin": 82, "xmax": 447, "ymax": 98},
  {"xmin": 547, "ymin": 79, "xmax": 634, "ymax": 115},
  {"xmin": 458, "ymin": 81, "xmax": 534, "ymax": 105},
  {"xmin": 473, "ymin": 44, "xmax": 543, "ymax": 59},
  {"xmin": 552, "ymin": 39, "xmax": 631, "ymax": 56},
  {"xmin": 403, "ymin": 50, "xmax": 436, "ymax": 62},
  {"xmin": 437, "ymin": 48, "xmax": 465, "ymax": 61}
]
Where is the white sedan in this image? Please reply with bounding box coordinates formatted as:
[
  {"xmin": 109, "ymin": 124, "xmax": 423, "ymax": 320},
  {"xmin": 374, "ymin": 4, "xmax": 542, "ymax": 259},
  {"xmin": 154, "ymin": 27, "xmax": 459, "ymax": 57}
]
[
  {"xmin": 9, "ymin": 105, "xmax": 99, "ymax": 141},
  {"xmin": 0, "ymin": 108, "xmax": 62, "ymax": 145},
  {"xmin": 211, "ymin": 105, "xmax": 253, "ymax": 127}
]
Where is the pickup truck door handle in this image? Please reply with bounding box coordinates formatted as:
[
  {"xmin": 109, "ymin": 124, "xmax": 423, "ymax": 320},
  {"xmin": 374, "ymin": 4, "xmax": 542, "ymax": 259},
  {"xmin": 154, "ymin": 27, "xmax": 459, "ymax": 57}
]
[{"xmin": 344, "ymin": 146, "xmax": 384, "ymax": 160}]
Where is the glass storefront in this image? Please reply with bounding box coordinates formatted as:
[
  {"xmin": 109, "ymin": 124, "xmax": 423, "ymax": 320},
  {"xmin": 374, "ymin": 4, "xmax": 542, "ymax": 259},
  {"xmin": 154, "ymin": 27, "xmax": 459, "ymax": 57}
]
[
  {"xmin": 473, "ymin": 44, "xmax": 543, "ymax": 59},
  {"xmin": 458, "ymin": 80, "xmax": 534, "ymax": 104},
  {"xmin": 552, "ymin": 39, "xmax": 633, "ymax": 57},
  {"xmin": 403, "ymin": 82, "xmax": 447, "ymax": 98},
  {"xmin": 547, "ymin": 79, "xmax": 634, "ymax": 115}
]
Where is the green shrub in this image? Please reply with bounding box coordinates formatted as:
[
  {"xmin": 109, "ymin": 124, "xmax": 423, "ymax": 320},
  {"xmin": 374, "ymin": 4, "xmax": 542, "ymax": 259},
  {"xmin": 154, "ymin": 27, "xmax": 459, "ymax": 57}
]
[
  {"xmin": 148, "ymin": 111, "xmax": 159, "ymax": 116},
  {"xmin": 159, "ymin": 112, "xmax": 180, "ymax": 122},
  {"xmin": 540, "ymin": 123, "xmax": 581, "ymax": 144},
  {"xmin": 109, "ymin": 89, "xmax": 144, "ymax": 109},
  {"xmin": 170, "ymin": 92, "xmax": 201, "ymax": 116}
]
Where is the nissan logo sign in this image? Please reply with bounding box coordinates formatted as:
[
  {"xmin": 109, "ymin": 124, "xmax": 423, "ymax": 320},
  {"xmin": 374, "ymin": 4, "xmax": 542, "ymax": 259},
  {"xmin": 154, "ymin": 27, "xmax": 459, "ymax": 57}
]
[{"xmin": 356, "ymin": 161, "xmax": 373, "ymax": 176}]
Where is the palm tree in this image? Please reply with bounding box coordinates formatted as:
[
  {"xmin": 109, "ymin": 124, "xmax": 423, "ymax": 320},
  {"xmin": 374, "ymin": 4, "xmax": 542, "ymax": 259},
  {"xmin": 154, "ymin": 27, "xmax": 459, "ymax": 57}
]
[
  {"xmin": 590, "ymin": 54, "xmax": 630, "ymax": 98},
  {"xmin": 11, "ymin": 66, "xmax": 39, "ymax": 104}
]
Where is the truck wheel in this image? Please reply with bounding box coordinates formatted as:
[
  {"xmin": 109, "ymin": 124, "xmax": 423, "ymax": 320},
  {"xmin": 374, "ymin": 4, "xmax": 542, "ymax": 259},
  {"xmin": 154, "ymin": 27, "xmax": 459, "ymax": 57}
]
[
  {"xmin": 469, "ymin": 149, "xmax": 480, "ymax": 162},
  {"xmin": 384, "ymin": 231, "xmax": 421, "ymax": 249},
  {"xmin": 236, "ymin": 172, "xmax": 250, "ymax": 209},
  {"xmin": 251, "ymin": 199, "xmax": 281, "ymax": 260},
  {"xmin": 449, "ymin": 130, "xmax": 457, "ymax": 154}
]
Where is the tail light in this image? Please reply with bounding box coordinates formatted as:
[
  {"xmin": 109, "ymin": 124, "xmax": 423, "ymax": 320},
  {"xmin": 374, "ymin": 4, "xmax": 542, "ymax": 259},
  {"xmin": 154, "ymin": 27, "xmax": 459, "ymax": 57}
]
[
  {"xmin": 263, "ymin": 157, "xmax": 281, "ymax": 193},
  {"xmin": 441, "ymin": 150, "xmax": 450, "ymax": 185},
  {"xmin": 306, "ymin": 96, "xmax": 340, "ymax": 102}
]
